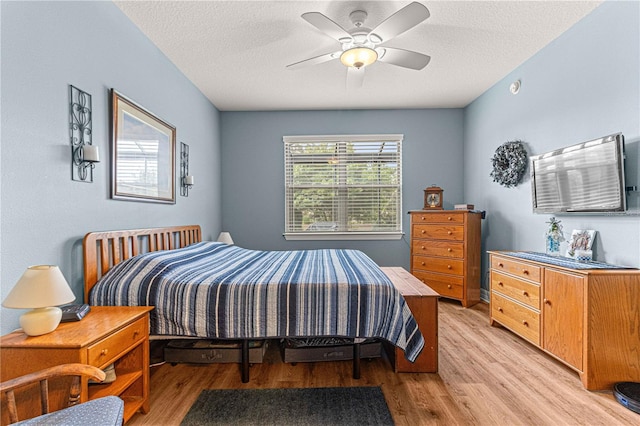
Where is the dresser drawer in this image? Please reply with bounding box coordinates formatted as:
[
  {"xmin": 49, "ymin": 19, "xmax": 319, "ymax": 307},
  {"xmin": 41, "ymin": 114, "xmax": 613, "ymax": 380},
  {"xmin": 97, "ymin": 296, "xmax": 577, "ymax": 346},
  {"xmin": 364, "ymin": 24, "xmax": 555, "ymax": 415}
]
[
  {"xmin": 412, "ymin": 271, "xmax": 464, "ymax": 299},
  {"xmin": 87, "ymin": 317, "xmax": 147, "ymax": 368},
  {"xmin": 412, "ymin": 240, "xmax": 464, "ymax": 258},
  {"xmin": 411, "ymin": 212, "xmax": 465, "ymax": 224},
  {"xmin": 491, "ymin": 292, "xmax": 540, "ymax": 345},
  {"xmin": 491, "ymin": 270, "xmax": 540, "ymax": 309},
  {"xmin": 491, "ymin": 255, "xmax": 541, "ymax": 283},
  {"xmin": 413, "ymin": 224, "xmax": 464, "ymax": 241},
  {"xmin": 413, "ymin": 256, "xmax": 464, "ymax": 275}
]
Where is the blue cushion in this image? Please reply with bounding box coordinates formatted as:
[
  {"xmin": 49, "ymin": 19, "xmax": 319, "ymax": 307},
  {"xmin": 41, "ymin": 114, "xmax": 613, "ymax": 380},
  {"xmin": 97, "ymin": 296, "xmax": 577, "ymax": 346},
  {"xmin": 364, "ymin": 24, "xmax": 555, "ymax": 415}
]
[{"xmin": 14, "ymin": 396, "xmax": 124, "ymax": 426}]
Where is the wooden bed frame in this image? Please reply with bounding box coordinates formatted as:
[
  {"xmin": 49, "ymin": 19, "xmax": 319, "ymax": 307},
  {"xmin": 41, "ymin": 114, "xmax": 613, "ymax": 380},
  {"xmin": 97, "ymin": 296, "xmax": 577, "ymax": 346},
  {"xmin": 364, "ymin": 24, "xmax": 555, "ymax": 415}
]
[
  {"xmin": 83, "ymin": 225, "xmax": 202, "ymax": 302},
  {"xmin": 82, "ymin": 224, "xmax": 438, "ymax": 381}
]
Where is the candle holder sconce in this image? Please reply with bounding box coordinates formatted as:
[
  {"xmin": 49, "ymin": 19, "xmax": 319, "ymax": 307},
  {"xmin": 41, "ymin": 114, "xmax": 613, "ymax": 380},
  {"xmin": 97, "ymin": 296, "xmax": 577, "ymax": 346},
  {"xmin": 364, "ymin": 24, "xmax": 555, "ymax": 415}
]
[
  {"xmin": 180, "ymin": 142, "xmax": 194, "ymax": 197},
  {"xmin": 70, "ymin": 85, "xmax": 99, "ymax": 182}
]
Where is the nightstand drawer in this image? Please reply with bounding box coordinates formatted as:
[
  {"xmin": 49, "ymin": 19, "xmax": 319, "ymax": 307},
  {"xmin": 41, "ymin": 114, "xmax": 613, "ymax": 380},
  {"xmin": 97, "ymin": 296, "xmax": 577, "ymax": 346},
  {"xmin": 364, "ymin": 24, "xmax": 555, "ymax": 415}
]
[
  {"xmin": 412, "ymin": 271, "xmax": 464, "ymax": 299},
  {"xmin": 412, "ymin": 240, "xmax": 464, "ymax": 258},
  {"xmin": 491, "ymin": 292, "xmax": 540, "ymax": 345},
  {"xmin": 491, "ymin": 270, "xmax": 540, "ymax": 309},
  {"xmin": 87, "ymin": 317, "xmax": 146, "ymax": 368},
  {"xmin": 413, "ymin": 256, "xmax": 464, "ymax": 275},
  {"xmin": 491, "ymin": 256, "xmax": 541, "ymax": 283},
  {"xmin": 411, "ymin": 212, "xmax": 464, "ymax": 224},
  {"xmin": 413, "ymin": 224, "xmax": 464, "ymax": 241}
]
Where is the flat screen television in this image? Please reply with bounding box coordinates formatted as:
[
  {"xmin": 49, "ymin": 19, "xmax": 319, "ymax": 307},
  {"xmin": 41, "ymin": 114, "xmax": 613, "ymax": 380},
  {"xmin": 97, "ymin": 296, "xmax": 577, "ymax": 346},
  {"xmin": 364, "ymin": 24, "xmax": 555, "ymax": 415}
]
[{"xmin": 530, "ymin": 132, "xmax": 626, "ymax": 213}]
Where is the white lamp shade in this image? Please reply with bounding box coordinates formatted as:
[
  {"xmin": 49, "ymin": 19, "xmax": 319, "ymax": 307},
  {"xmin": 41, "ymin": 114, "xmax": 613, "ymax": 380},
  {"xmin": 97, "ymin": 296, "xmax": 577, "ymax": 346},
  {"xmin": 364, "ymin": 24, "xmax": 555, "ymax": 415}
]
[
  {"xmin": 2, "ymin": 265, "xmax": 76, "ymax": 309},
  {"xmin": 217, "ymin": 232, "xmax": 234, "ymax": 245}
]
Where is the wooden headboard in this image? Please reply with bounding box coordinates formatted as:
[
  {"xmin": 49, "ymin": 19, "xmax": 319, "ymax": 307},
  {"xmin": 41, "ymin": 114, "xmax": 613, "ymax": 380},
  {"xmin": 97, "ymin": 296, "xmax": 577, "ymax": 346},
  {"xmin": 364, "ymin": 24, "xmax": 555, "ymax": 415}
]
[{"xmin": 82, "ymin": 225, "xmax": 202, "ymax": 302}]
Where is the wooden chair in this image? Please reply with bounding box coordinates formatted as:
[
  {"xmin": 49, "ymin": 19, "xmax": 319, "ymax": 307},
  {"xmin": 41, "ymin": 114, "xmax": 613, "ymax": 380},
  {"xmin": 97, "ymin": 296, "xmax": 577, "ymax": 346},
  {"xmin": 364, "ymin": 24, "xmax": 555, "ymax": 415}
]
[{"xmin": 0, "ymin": 363, "xmax": 123, "ymax": 425}]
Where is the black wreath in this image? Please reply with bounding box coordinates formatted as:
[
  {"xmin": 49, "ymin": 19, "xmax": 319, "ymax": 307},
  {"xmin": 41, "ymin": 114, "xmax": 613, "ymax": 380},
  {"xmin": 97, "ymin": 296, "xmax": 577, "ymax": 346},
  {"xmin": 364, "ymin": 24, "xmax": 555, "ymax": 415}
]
[{"xmin": 490, "ymin": 140, "xmax": 528, "ymax": 188}]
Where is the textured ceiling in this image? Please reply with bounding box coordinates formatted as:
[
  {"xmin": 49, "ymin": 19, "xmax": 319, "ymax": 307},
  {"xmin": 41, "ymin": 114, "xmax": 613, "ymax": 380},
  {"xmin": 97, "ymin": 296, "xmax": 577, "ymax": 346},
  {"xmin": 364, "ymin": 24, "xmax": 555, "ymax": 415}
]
[{"xmin": 114, "ymin": 1, "xmax": 602, "ymax": 111}]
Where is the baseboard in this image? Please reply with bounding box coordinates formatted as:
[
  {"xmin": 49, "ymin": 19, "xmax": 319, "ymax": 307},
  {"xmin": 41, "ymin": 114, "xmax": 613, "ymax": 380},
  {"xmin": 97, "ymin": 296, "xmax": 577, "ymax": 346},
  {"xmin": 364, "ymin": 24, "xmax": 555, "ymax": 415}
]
[{"xmin": 480, "ymin": 288, "xmax": 490, "ymax": 303}]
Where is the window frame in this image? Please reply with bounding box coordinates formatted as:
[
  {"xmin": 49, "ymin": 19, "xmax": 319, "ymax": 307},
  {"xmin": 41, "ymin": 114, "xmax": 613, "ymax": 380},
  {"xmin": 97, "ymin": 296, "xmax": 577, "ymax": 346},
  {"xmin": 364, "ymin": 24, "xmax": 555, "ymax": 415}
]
[{"xmin": 283, "ymin": 134, "xmax": 404, "ymax": 241}]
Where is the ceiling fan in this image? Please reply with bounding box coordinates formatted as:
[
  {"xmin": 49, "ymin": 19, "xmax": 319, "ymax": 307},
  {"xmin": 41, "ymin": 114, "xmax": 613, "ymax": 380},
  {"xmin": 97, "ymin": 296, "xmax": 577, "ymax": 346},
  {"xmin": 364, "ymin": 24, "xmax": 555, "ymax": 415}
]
[{"xmin": 286, "ymin": 2, "xmax": 431, "ymax": 88}]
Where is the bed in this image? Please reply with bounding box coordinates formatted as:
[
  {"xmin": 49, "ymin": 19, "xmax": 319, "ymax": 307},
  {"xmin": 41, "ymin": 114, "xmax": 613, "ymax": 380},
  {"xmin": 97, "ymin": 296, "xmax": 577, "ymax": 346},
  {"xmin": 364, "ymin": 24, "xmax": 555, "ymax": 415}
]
[{"xmin": 83, "ymin": 225, "xmax": 429, "ymax": 381}]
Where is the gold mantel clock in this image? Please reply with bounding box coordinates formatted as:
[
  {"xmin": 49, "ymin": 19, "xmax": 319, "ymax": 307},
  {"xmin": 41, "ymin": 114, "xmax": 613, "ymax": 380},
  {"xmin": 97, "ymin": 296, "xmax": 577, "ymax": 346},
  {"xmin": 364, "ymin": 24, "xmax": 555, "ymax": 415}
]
[{"xmin": 424, "ymin": 185, "xmax": 444, "ymax": 210}]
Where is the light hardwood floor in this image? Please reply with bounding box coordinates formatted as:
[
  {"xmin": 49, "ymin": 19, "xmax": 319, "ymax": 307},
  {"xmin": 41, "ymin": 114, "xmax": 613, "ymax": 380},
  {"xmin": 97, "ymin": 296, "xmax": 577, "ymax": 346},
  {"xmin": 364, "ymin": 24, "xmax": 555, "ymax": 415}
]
[{"xmin": 129, "ymin": 300, "xmax": 638, "ymax": 425}]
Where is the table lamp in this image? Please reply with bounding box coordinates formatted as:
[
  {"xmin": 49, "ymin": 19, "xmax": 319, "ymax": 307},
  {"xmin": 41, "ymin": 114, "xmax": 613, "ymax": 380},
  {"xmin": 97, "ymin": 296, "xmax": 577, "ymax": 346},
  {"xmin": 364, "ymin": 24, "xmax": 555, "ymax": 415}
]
[
  {"xmin": 217, "ymin": 232, "xmax": 234, "ymax": 245},
  {"xmin": 2, "ymin": 265, "xmax": 76, "ymax": 336}
]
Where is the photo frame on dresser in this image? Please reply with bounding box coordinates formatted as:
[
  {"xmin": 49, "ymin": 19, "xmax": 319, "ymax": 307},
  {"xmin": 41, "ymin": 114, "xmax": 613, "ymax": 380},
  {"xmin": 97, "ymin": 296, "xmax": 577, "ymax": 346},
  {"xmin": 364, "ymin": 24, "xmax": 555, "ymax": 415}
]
[
  {"xmin": 110, "ymin": 89, "xmax": 176, "ymax": 204},
  {"xmin": 566, "ymin": 229, "xmax": 596, "ymax": 258}
]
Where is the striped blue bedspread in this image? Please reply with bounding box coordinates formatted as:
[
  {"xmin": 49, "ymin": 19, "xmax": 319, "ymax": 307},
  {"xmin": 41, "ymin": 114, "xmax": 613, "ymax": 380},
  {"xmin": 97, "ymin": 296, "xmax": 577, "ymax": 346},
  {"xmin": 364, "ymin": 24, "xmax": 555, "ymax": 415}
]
[{"xmin": 90, "ymin": 242, "xmax": 424, "ymax": 362}]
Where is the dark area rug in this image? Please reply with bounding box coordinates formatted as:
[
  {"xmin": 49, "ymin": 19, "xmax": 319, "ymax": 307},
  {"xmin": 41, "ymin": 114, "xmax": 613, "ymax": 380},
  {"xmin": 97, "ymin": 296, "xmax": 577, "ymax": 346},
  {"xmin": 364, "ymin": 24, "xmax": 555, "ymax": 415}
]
[{"xmin": 180, "ymin": 386, "xmax": 394, "ymax": 425}]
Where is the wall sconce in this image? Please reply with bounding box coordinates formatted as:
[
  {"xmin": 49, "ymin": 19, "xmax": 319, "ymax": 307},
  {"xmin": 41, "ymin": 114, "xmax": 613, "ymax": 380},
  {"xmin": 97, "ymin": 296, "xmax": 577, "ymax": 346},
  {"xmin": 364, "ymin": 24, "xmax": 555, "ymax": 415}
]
[
  {"xmin": 2, "ymin": 265, "xmax": 76, "ymax": 336},
  {"xmin": 70, "ymin": 85, "xmax": 99, "ymax": 182},
  {"xmin": 180, "ymin": 142, "xmax": 194, "ymax": 197}
]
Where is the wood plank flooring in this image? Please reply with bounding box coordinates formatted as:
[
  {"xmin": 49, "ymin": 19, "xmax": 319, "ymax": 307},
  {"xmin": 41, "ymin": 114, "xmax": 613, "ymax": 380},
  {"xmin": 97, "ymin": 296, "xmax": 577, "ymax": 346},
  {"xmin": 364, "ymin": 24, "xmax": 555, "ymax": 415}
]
[{"xmin": 129, "ymin": 300, "xmax": 638, "ymax": 425}]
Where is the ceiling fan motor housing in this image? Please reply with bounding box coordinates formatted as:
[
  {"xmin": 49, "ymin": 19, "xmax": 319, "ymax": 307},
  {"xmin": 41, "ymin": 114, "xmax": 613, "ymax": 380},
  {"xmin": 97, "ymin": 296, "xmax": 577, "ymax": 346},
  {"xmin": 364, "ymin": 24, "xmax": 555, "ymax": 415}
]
[{"xmin": 349, "ymin": 10, "xmax": 367, "ymax": 27}]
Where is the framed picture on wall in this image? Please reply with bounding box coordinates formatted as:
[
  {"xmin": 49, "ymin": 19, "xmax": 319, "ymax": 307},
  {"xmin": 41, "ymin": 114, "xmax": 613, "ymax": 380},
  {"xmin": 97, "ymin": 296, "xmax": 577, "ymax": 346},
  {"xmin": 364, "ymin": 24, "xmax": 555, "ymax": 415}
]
[{"xmin": 110, "ymin": 89, "xmax": 176, "ymax": 204}]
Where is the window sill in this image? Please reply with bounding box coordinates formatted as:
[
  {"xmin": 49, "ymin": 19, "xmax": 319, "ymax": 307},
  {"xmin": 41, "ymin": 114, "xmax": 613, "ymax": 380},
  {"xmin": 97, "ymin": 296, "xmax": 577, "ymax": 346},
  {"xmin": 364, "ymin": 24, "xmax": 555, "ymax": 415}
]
[{"xmin": 283, "ymin": 232, "xmax": 404, "ymax": 241}]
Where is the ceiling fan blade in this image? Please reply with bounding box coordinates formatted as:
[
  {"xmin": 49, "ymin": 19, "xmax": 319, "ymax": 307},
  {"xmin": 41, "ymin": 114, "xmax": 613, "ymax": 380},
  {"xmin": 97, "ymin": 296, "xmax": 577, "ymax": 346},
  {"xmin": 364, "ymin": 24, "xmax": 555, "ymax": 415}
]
[
  {"xmin": 376, "ymin": 47, "xmax": 430, "ymax": 70},
  {"xmin": 368, "ymin": 2, "xmax": 430, "ymax": 44},
  {"xmin": 346, "ymin": 67, "xmax": 365, "ymax": 90},
  {"xmin": 302, "ymin": 12, "xmax": 353, "ymax": 43},
  {"xmin": 286, "ymin": 51, "xmax": 341, "ymax": 70}
]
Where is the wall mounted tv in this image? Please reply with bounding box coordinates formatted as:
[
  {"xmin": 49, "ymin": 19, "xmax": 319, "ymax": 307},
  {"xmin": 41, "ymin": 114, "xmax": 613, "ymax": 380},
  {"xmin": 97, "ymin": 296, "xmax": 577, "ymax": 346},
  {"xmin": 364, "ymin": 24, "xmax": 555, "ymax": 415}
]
[{"xmin": 531, "ymin": 132, "xmax": 626, "ymax": 213}]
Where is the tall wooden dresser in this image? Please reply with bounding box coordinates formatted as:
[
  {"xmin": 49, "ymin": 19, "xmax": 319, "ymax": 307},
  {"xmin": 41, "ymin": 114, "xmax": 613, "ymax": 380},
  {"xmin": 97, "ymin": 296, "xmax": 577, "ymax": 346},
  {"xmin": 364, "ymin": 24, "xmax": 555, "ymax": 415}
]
[{"xmin": 409, "ymin": 210, "xmax": 482, "ymax": 307}]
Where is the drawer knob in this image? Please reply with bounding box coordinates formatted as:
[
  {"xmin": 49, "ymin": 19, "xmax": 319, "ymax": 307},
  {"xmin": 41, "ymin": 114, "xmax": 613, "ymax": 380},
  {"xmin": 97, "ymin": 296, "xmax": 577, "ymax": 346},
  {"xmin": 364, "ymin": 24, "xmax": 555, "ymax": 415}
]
[
  {"xmin": 421, "ymin": 230, "xmax": 426, "ymax": 234},
  {"xmin": 522, "ymin": 291, "xmax": 528, "ymax": 296},
  {"xmin": 421, "ymin": 216, "xmax": 425, "ymax": 220},
  {"xmin": 522, "ymin": 269, "xmax": 529, "ymax": 275},
  {"xmin": 100, "ymin": 349, "xmax": 108, "ymax": 356},
  {"xmin": 447, "ymin": 231, "xmax": 452, "ymax": 235},
  {"xmin": 522, "ymin": 320, "xmax": 529, "ymax": 327},
  {"xmin": 421, "ymin": 246, "xmax": 425, "ymax": 250},
  {"xmin": 447, "ymin": 248, "xmax": 452, "ymax": 252},
  {"xmin": 447, "ymin": 216, "xmax": 452, "ymax": 221},
  {"xmin": 447, "ymin": 265, "xmax": 452, "ymax": 269},
  {"xmin": 133, "ymin": 331, "xmax": 140, "ymax": 338},
  {"xmin": 544, "ymin": 298, "xmax": 551, "ymax": 305},
  {"xmin": 498, "ymin": 281, "xmax": 504, "ymax": 286},
  {"xmin": 421, "ymin": 262, "xmax": 425, "ymax": 266},
  {"xmin": 497, "ymin": 307, "xmax": 503, "ymax": 313},
  {"xmin": 498, "ymin": 263, "xmax": 504, "ymax": 268},
  {"xmin": 447, "ymin": 285, "xmax": 452, "ymax": 289}
]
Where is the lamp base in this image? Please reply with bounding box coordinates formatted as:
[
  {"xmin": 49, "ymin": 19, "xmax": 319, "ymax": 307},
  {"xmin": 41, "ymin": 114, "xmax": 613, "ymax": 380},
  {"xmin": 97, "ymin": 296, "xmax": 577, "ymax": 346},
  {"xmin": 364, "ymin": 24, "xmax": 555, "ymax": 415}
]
[{"xmin": 20, "ymin": 307, "xmax": 63, "ymax": 336}]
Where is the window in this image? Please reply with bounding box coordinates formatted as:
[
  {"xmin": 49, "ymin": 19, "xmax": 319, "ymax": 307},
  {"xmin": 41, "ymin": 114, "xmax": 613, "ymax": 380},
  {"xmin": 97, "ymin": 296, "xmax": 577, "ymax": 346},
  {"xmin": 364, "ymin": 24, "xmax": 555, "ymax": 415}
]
[{"xmin": 284, "ymin": 134, "xmax": 403, "ymax": 240}]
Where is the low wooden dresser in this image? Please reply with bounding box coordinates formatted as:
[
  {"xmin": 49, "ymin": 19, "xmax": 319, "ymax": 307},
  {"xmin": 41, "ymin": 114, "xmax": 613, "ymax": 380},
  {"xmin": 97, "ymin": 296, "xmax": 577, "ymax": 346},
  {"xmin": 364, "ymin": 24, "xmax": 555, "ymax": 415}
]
[
  {"xmin": 489, "ymin": 251, "xmax": 640, "ymax": 390},
  {"xmin": 409, "ymin": 210, "xmax": 482, "ymax": 307},
  {"xmin": 0, "ymin": 306, "xmax": 152, "ymax": 424}
]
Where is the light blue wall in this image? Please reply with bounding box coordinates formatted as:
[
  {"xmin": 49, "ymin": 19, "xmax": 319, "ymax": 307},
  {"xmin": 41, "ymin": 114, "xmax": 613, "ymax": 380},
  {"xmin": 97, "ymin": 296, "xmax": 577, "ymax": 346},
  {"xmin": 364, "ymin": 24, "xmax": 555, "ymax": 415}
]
[
  {"xmin": 464, "ymin": 0, "xmax": 640, "ymax": 295},
  {"xmin": 220, "ymin": 109, "xmax": 464, "ymax": 268},
  {"xmin": 0, "ymin": 1, "xmax": 222, "ymax": 334}
]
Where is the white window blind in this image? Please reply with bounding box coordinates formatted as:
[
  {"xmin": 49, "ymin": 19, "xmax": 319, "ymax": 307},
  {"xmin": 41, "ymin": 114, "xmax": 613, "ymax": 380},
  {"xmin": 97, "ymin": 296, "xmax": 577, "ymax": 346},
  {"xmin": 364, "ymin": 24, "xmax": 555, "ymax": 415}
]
[{"xmin": 284, "ymin": 134, "xmax": 403, "ymax": 240}]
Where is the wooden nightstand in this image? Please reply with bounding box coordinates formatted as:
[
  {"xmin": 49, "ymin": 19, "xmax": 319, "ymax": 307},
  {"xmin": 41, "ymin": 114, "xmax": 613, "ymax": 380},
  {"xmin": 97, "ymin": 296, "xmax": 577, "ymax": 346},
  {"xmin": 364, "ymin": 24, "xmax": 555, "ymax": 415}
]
[{"xmin": 0, "ymin": 306, "xmax": 153, "ymax": 424}]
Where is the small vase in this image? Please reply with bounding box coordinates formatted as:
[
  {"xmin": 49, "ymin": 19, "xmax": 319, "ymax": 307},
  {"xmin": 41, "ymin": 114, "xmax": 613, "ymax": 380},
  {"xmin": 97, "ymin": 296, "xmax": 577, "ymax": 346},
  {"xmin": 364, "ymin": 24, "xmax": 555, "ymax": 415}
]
[{"xmin": 546, "ymin": 232, "xmax": 562, "ymax": 255}]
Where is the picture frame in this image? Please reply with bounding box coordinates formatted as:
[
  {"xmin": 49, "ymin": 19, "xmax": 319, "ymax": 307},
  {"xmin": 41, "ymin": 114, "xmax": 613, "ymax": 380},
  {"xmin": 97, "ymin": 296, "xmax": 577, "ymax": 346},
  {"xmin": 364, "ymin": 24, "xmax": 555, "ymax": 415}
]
[
  {"xmin": 111, "ymin": 89, "xmax": 176, "ymax": 204},
  {"xmin": 566, "ymin": 229, "xmax": 596, "ymax": 258}
]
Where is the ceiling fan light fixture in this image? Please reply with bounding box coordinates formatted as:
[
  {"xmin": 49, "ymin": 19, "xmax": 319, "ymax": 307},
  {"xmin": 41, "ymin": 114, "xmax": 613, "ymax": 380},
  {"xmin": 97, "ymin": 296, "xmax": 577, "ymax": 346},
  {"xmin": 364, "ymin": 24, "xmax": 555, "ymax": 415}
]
[
  {"xmin": 368, "ymin": 33, "xmax": 383, "ymax": 44},
  {"xmin": 340, "ymin": 47, "xmax": 378, "ymax": 69}
]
